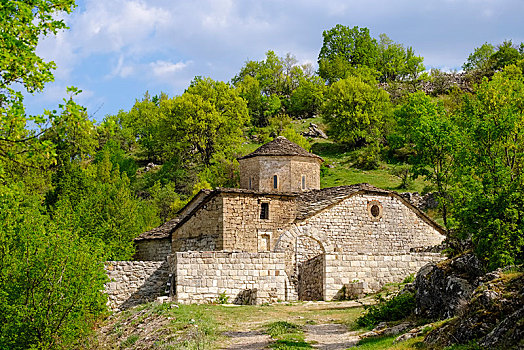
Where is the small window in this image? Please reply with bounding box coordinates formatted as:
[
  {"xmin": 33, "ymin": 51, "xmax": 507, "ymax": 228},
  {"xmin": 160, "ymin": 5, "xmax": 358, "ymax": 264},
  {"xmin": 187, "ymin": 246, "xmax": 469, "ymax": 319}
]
[
  {"xmin": 249, "ymin": 177, "xmax": 252, "ymax": 189},
  {"xmin": 273, "ymin": 175, "xmax": 278, "ymax": 189},
  {"xmin": 260, "ymin": 202, "xmax": 269, "ymax": 219},
  {"xmin": 301, "ymin": 175, "xmax": 306, "ymax": 190}
]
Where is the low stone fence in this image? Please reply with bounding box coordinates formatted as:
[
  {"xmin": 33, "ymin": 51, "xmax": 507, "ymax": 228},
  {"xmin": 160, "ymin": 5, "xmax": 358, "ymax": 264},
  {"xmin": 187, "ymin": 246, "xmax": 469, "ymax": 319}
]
[
  {"xmin": 104, "ymin": 261, "xmax": 170, "ymax": 311},
  {"xmin": 169, "ymin": 251, "xmax": 288, "ymax": 305},
  {"xmin": 324, "ymin": 252, "xmax": 445, "ymax": 300}
]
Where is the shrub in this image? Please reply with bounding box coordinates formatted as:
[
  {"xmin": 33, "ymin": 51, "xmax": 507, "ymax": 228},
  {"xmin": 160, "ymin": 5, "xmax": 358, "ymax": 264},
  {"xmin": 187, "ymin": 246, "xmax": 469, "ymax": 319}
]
[{"xmin": 356, "ymin": 292, "xmax": 416, "ymax": 329}]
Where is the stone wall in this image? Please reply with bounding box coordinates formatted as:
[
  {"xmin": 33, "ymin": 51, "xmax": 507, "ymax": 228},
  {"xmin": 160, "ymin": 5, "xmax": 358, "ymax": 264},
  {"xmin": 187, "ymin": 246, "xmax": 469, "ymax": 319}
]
[
  {"xmin": 324, "ymin": 252, "xmax": 445, "ymax": 300},
  {"xmin": 298, "ymin": 254, "xmax": 324, "ymax": 301},
  {"xmin": 294, "ymin": 193, "xmax": 445, "ymax": 255},
  {"xmin": 239, "ymin": 155, "xmax": 320, "ymax": 192},
  {"xmin": 133, "ymin": 238, "xmax": 171, "ymax": 261},
  {"xmin": 221, "ymin": 193, "xmax": 296, "ymax": 252},
  {"xmin": 172, "ymin": 195, "xmax": 223, "ymax": 252},
  {"xmin": 170, "ymin": 251, "xmax": 289, "ymax": 304},
  {"xmin": 105, "ymin": 261, "xmax": 170, "ymax": 310}
]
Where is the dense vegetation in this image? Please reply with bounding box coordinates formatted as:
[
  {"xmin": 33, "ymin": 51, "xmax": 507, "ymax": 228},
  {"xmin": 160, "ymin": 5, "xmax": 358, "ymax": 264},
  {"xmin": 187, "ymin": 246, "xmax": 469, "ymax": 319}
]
[{"xmin": 1, "ymin": 0, "xmax": 524, "ymax": 348}]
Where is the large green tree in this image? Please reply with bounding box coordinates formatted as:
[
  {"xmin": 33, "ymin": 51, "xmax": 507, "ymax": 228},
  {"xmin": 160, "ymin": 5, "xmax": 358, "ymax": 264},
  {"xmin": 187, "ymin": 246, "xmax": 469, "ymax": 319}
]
[
  {"xmin": 454, "ymin": 66, "xmax": 524, "ymax": 268},
  {"xmin": 321, "ymin": 76, "xmax": 391, "ymax": 145},
  {"xmin": 0, "ymin": 0, "xmax": 76, "ymax": 174}
]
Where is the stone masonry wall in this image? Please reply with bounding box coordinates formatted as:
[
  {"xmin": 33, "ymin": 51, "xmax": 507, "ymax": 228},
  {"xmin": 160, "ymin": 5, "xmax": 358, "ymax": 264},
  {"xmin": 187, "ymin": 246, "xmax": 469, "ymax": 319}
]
[
  {"xmin": 170, "ymin": 251, "xmax": 288, "ymax": 304},
  {"xmin": 298, "ymin": 254, "xmax": 324, "ymax": 301},
  {"xmin": 239, "ymin": 156, "xmax": 320, "ymax": 192},
  {"xmin": 133, "ymin": 238, "xmax": 171, "ymax": 261},
  {"xmin": 324, "ymin": 252, "xmax": 445, "ymax": 300},
  {"xmin": 295, "ymin": 193, "xmax": 445, "ymax": 254},
  {"xmin": 172, "ymin": 195, "xmax": 223, "ymax": 252},
  {"xmin": 222, "ymin": 193, "xmax": 296, "ymax": 252},
  {"xmin": 105, "ymin": 261, "xmax": 170, "ymax": 310}
]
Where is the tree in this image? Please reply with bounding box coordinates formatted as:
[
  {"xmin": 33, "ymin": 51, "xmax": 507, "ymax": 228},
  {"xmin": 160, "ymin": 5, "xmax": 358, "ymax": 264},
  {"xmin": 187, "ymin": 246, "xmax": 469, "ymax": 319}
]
[
  {"xmin": 454, "ymin": 66, "xmax": 524, "ymax": 268},
  {"xmin": 394, "ymin": 92, "xmax": 458, "ymax": 228},
  {"xmin": 0, "ymin": 185, "xmax": 107, "ymax": 350},
  {"xmin": 321, "ymin": 76, "xmax": 391, "ymax": 146},
  {"xmin": 162, "ymin": 78, "xmax": 249, "ymax": 166},
  {"xmin": 318, "ymin": 26, "xmax": 424, "ymax": 84},
  {"xmin": 318, "ymin": 25, "xmax": 379, "ymax": 83},
  {"xmin": 0, "ymin": 0, "xmax": 76, "ymax": 174}
]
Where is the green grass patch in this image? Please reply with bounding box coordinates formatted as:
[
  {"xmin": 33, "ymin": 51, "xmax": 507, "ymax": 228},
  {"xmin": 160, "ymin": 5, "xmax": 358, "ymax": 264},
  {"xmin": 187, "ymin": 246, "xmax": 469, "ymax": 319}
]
[
  {"xmin": 266, "ymin": 321, "xmax": 312, "ymax": 349},
  {"xmin": 355, "ymin": 334, "xmax": 426, "ymax": 349},
  {"xmin": 356, "ymin": 292, "xmax": 416, "ymax": 329}
]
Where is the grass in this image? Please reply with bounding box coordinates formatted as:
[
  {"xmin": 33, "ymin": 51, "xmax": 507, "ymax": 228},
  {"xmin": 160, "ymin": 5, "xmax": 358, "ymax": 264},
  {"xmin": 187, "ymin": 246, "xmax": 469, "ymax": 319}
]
[
  {"xmin": 354, "ymin": 334, "xmax": 426, "ymax": 349},
  {"xmin": 266, "ymin": 321, "xmax": 312, "ymax": 349},
  {"xmin": 90, "ymin": 301, "xmax": 366, "ymax": 349}
]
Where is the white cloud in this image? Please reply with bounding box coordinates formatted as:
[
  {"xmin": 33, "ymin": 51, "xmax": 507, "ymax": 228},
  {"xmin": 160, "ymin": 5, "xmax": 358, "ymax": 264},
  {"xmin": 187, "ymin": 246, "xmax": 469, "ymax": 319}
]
[{"xmin": 150, "ymin": 60, "xmax": 190, "ymax": 77}]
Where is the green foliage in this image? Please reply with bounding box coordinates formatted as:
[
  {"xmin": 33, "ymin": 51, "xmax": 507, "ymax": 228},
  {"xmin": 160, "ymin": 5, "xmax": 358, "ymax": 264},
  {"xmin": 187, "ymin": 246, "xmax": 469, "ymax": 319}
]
[
  {"xmin": 0, "ymin": 184, "xmax": 108, "ymax": 350},
  {"xmin": 46, "ymin": 150, "xmax": 156, "ymax": 260},
  {"xmin": 321, "ymin": 76, "xmax": 391, "ymax": 146},
  {"xmin": 453, "ymin": 67, "xmax": 524, "ymax": 268},
  {"xmin": 402, "ymin": 273, "xmax": 415, "ymax": 284},
  {"xmin": 356, "ymin": 292, "xmax": 416, "ymax": 329},
  {"xmin": 215, "ymin": 291, "xmax": 229, "ymax": 304},
  {"xmin": 318, "ymin": 25, "xmax": 424, "ymax": 84}
]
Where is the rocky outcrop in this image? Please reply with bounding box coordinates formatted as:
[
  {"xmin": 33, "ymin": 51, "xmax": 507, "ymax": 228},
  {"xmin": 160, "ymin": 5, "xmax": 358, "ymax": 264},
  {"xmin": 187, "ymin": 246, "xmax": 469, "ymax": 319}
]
[
  {"xmin": 414, "ymin": 253, "xmax": 484, "ymax": 319},
  {"xmin": 400, "ymin": 192, "xmax": 438, "ymax": 211},
  {"xmin": 301, "ymin": 123, "xmax": 328, "ymax": 139},
  {"xmin": 424, "ymin": 269, "xmax": 524, "ymax": 349}
]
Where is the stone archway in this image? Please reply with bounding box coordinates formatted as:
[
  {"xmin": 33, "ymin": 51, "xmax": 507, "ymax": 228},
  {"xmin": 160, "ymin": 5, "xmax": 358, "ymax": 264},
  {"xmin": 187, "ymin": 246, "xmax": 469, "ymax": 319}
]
[{"xmin": 274, "ymin": 224, "xmax": 333, "ymax": 300}]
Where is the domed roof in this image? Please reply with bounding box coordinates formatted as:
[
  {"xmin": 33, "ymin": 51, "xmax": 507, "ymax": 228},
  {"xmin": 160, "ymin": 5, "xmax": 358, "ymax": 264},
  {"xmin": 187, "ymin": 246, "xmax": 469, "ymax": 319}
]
[{"xmin": 238, "ymin": 136, "xmax": 323, "ymax": 161}]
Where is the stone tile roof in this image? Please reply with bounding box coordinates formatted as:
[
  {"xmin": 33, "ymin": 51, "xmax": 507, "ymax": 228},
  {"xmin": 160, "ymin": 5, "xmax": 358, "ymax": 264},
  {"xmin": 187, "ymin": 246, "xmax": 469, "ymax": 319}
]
[
  {"xmin": 134, "ymin": 218, "xmax": 180, "ymax": 241},
  {"xmin": 238, "ymin": 136, "xmax": 323, "ymax": 161},
  {"xmin": 295, "ymin": 183, "xmax": 388, "ymax": 220}
]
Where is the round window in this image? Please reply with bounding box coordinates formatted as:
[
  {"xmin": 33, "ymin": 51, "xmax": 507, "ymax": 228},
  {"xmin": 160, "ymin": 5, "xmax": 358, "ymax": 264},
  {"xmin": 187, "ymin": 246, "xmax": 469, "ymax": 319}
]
[{"xmin": 367, "ymin": 200, "xmax": 383, "ymax": 220}]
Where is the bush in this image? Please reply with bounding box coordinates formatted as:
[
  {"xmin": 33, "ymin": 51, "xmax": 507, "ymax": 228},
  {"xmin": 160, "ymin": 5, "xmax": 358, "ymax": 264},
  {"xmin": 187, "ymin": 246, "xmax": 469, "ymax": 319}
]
[{"xmin": 356, "ymin": 292, "xmax": 416, "ymax": 329}]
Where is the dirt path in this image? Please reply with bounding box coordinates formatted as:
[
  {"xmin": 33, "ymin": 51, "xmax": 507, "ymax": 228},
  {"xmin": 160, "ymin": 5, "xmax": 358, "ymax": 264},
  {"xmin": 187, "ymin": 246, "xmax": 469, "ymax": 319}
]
[
  {"xmin": 222, "ymin": 330, "xmax": 271, "ymax": 349},
  {"xmin": 304, "ymin": 323, "xmax": 360, "ymax": 349}
]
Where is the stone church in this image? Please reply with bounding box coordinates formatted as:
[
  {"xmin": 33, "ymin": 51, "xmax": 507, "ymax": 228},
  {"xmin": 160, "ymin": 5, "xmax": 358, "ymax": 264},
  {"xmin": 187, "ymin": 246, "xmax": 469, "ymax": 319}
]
[{"xmin": 109, "ymin": 137, "xmax": 445, "ymax": 308}]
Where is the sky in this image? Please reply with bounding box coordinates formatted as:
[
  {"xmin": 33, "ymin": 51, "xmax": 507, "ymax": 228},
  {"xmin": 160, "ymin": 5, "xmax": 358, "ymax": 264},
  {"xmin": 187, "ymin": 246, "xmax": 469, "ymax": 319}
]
[{"xmin": 24, "ymin": 0, "xmax": 524, "ymax": 121}]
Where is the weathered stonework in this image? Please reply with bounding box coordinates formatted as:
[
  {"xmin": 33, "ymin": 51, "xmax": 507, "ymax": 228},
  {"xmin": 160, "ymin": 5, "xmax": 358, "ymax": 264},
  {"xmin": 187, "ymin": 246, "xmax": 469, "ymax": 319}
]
[
  {"xmin": 239, "ymin": 155, "xmax": 321, "ymax": 192},
  {"xmin": 323, "ymin": 252, "xmax": 445, "ymax": 300},
  {"xmin": 172, "ymin": 194, "xmax": 223, "ymax": 252},
  {"xmin": 133, "ymin": 238, "xmax": 171, "ymax": 261},
  {"xmin": 104, "ymin": 261, "xmax": 169, "ymax": 310},
  {"xmin": 298, "ymin": 254, "xmax": 324, "ymax": 300},
  {"xmin": 170, "ymin": 251, "xmax": 288, "ymax": 304},
  {"xmin": 110, "ymin": 137, "xmax": 447, "ymax": 309}
]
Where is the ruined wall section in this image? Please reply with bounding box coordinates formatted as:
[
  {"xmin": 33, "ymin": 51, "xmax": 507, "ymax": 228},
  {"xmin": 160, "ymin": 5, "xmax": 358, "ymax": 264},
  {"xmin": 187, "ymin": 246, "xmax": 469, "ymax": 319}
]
[
  {"xmin": 296, "ymin": 193, "xmax": 445, "ymax": 254},
  {"xmin": 170, "ymin": 251, "xmax": 288, "ymax": 304},
  {"xmin": 298, "ymin": 254, "xmax": 324, "ymax": 301},
  {"xmin": 133, "ymin": 238, "xmax": 171, "ymax": 261},
  {"xmin": 104, "ymin": 261, "xmax": 169, "ymax": 310},
  {"xmin": 172, "ymin": 195, "xmax": 222, "ymax": 252},
  {"xmin": 222, "ymin": 193, "xmax": 296, "ymax": 252}
]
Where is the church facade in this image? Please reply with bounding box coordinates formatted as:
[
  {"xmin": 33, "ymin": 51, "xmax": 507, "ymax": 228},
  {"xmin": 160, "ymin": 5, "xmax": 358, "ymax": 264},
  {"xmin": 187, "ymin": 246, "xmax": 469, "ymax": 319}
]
[{"xmin": 126, "ymin": 137, "xmax": 446, "ymax": 306}]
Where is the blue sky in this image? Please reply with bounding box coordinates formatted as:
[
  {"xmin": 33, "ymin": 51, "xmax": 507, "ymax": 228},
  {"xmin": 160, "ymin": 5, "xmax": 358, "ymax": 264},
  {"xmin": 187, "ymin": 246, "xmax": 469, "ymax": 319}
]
[{"xmin": 24, "ymin": 0, "xmax": 524, "ymax": 122}]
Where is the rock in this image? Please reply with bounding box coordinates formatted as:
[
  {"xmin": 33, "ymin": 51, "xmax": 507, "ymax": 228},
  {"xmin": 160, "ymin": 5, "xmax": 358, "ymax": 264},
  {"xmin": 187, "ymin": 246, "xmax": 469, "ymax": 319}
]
[
  {"xmin": 479, "ymin": 306, "xmax": 524, "ymax": 349},
  {"xmin": 424, "ymin": 269, "xmax": 524, "ymax": 349},
  {"xmin": 394, "ymin": 324, "xmax": 428, "ymax": 343},
  {"xmin": 301, "ymin": 123, "xmax": 328, "ymax": 139},
  {"xmin": 414, "ymin": 253, "xmax": 483, "ymax": 319},
  {"xmin": 381, "ymin": 322, "xmax": 412, "ymax": 336}
]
